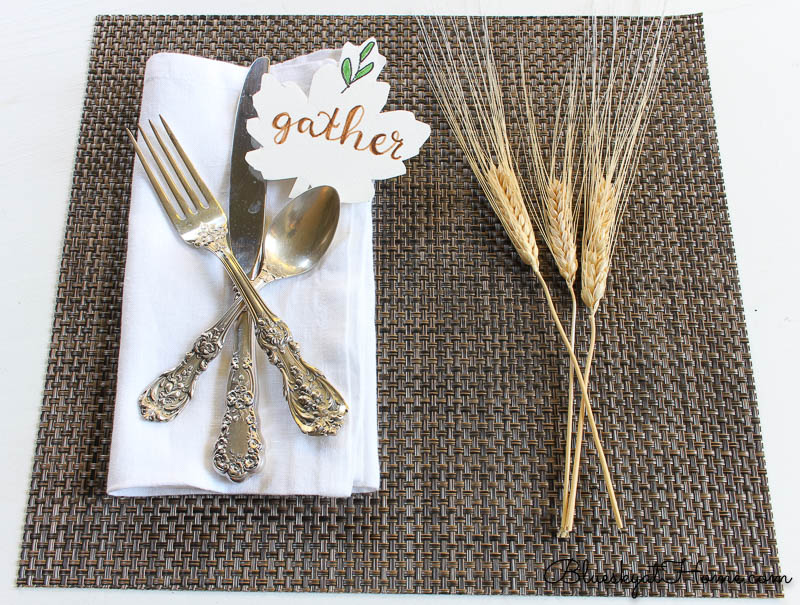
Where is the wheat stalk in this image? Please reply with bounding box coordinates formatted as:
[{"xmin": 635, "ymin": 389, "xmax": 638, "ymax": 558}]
[
  {"xmin": 417, "ymin": 16, "xmax": 623, "ymax": 532},
  {"xmin": 517, "ymin": 52, "xmax": 589, "ymax": 534},
  {"xmin": 562, "ymin": 16, "xmax": 671, "ymax": 535},
  {"xmin": 548, "ymin": 179, "xmax": 581, "ymax": 535}
]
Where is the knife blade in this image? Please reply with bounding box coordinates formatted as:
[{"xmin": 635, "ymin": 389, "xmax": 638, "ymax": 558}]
[
  {"xmin": 230, "ymin": 56, "xmax": 270, "ymax": 277},
  {"xmin": 213, "ymin": 57, "xmax": 271, "ymax": 482}
]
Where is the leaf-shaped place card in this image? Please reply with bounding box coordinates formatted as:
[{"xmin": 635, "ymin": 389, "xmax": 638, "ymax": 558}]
[{"xmin": 246, "ymin": 38, "xmax": 432, "ymax": 203}]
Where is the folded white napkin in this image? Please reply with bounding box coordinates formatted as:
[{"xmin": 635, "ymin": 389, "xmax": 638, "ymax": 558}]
[{"xmin": 108, "ymin": 51, "xmax": 379, "ymax": 497}]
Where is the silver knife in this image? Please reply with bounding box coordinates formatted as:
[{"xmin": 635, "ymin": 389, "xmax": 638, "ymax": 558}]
[{"xmin": 212, "ymin": 57, "xmax": 270, "ymax": 482}]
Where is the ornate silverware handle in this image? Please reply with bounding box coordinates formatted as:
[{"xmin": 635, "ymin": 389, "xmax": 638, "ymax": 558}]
[
  {"xmin": 213, "ymin": 313, "xmax": 263, "ymax": 481},
  {"xmin": 138, "ymin": 322, "xmax": 227, "ymax": 422},
  {"xmin": 213, "ymin": 246, "xmax": 349, "ymax": 436},
  {"xmin": 138, "ymin": 272, "xmax": 274, "ymax": 422}
]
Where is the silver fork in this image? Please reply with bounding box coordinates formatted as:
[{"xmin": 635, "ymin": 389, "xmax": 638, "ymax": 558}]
[{"xmin": 126, "ymin": 116, "xmax": 348, "ymax": 436}]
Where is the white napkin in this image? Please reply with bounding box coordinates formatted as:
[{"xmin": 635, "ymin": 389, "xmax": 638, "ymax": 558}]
[{"xmin": 107, "ymin": 52, "xmax": 379, "ymax": 497}]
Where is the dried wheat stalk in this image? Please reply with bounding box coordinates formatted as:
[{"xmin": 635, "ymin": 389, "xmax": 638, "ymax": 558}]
[
  {"xmin": 517, "ymin": 53, "xmax": 587, "ymax": 534},
  {"xmin": 562, "ymin": 16, "xmax": 671, "ymax": 535},
  {"xmin": 417, "ymin": 16, "xmax": 622, "ymax": 528}
]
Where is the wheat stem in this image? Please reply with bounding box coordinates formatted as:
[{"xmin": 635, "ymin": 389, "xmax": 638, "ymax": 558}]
[
  {"xmin": 533, "ymin": 270, "xmax": 622, "ymax": 532},
  {"xmin": 558, "ymin": 287, "xmax": 577, "ymax": 533},
  {"xmin": 564, "ymin": 313, "xmax": 594, "ymax": 534},
  {"xmin": 562, "ymin": 312, "xmax": 623, "ymax": 533}
]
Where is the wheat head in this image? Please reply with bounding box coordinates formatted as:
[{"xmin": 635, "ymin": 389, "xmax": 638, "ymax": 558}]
[
  {"xmin": 416, "ymin": 17, "xmax": 540, "ymax": 271},
  {"xmin": 486, "ymin": 162, "xmax": 540, "ymax": 271},
  {"xmin": 517, "ymin": 48, "xmax": 581, "ymax": 290},
  {"xmin": 581, "ymin": 176, "xmax": 616, "ymax": 312},
  {"xmin": 543, "ymin": 178, "xmax": 578, "ymax": 285}
]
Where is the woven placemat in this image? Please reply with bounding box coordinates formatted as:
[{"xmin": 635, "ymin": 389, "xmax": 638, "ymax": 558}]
[{"xmin": 18, "ymin": 15, "xmax": 782, "ymax": 596}]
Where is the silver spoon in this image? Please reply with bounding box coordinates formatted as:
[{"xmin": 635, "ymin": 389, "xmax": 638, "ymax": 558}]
[
  {"xmin": 212, "ymin": 185, "xmax": 341, "ymax": 481},
  {"xmin": 137, "ymin": 185, "xmax": 341, "ymax": 424}
]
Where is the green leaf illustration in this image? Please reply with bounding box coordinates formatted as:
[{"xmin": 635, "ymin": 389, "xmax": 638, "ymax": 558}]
[
  {"xmin": 341, "ymin": 58, "xmax": 352, "ymax": 85},
  {"xmin": 359, "ymin": 40, "xmax": 375, "ymax": 62},
  {"xmin": 354, "ymin": 62, "xmax": 374, "ymax": 81}
]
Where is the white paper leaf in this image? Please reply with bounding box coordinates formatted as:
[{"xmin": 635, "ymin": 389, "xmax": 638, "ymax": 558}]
[{"xmin": 246, "ymin": 38, "xmax": 431, "ymax": 203}]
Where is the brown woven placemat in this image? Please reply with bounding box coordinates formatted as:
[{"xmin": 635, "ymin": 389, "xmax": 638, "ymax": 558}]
[{"xmin": 17, "ymin": 15, "xmax": 782, "ymax": 596}]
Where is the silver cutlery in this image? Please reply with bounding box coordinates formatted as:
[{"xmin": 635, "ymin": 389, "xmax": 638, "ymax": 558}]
[
  {"xmin": 127, "ymin": 116, "xmax": 348, "ymax": 436},
  {"xmin": 213, "ymin": 190, "xmax": 341, "ymax": 479},
  {"xmin": 135, "ymin": 185, "xmax": 339, "ymax": 425},
  {"xmin": 214, "ymin": 57, "xmax": 269, "ymax": 482},
  {"xmin": 212, "ymin": 193, "xmax": 339, "ymax": 481}
]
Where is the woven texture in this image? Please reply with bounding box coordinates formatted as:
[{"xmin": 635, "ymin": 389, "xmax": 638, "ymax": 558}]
[{"xmin": 18, "ymin": 15, "xmax": 781, "ymax": 596}]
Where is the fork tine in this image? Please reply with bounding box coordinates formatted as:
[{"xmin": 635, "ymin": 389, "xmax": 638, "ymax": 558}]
[
  {"xmin": 126, "ymin": 127, "xmax": 182, "ymax": 225},
  {"xmin": 148, "ymin": 119, "xmax": 206, "ymax": 213},
  {"xmin": 139, "ymin": 126, "xmax": 195, "ymax": 217},
  {"xmin": 159, "ymin": 115, "xmax": 222, "ymax": 211}
]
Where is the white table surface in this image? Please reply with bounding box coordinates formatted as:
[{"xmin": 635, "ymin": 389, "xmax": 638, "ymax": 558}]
[{"xmin": 1, "ymin": 1, "xmax": 797, "ymax": 603}]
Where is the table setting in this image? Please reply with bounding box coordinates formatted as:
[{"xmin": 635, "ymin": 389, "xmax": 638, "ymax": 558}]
[
  {"xmin": 108, "ymin": 49, "xmax": 386, "ymax": 496},
  {"xmin": 15, "ymin": 12, "xmax": 784, "ymax": 598}
]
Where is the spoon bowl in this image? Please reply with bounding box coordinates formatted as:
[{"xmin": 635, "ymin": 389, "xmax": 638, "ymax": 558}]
[{"xmin": 262, "ymin": 185, "xmax": 340, "ymax": 278}]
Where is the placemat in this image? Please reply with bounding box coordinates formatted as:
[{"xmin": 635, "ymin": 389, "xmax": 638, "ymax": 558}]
[{"xmin": 17, "ymin": 15, "xmax": 782, "ymax": 596}]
